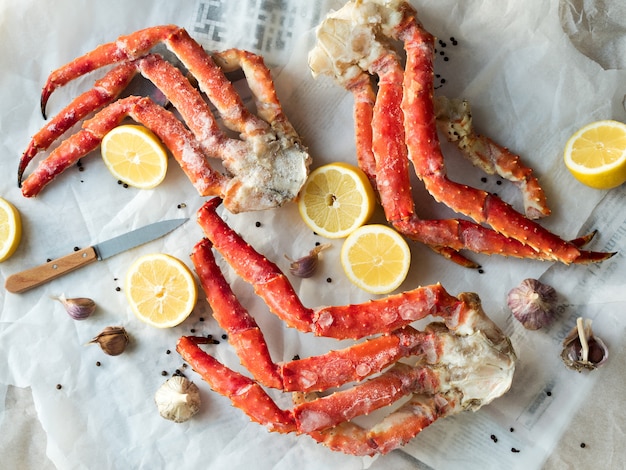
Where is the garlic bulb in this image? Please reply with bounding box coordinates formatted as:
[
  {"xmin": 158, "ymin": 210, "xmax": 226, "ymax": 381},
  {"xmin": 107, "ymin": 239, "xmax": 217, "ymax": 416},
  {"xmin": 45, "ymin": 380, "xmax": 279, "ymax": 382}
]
[
  {"xmin": 155, "ymin": 376, "xmax": 201, "ymax": 423},
  {"xmin": 561, "ymin": 317, "xmax": 609, "ymax": 372},
  {"xmin": 506, "ymin": 279, "xmax": 557, "ymax": 330},
  {"xmin": 53, "ymin": 294, "xmax": 96, "ymax": 320}
]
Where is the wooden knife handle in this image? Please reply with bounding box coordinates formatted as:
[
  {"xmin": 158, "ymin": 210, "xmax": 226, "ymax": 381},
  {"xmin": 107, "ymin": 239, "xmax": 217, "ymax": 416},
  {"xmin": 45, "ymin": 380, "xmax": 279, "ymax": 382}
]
[{"xmin": 4, "ymin": 247, "xmax": 98, "ymax": 294}]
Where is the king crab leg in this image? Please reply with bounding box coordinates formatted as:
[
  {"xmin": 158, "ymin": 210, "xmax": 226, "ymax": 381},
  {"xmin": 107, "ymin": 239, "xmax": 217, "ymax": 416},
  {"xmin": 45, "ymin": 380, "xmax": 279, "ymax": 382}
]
[
  {"xmin": 21, "ymin": 95, "xmax": 226, "ymax": 197},
  {"xmin": 197, "ymin": 197, "xmax": 471, "ymax": 339},
  {"xmin": 177, "ymin": 197, "xmax": 515, "ymax": 456},
  {"xmin": 309, "ymin": 0, "xmax": 612, "ymax": 265},
  {"xmin": 19, "ymin": 62, "xmax": 138, "ymax": 185},
  {"xmin": 21, "ymin": 25, "xmax": 310, "ymax": 213},
  {"xmin": 193, "ymin": 234, "xmax": 447, "ymax": 393},
  {"xmin": 434, "ymin": 96, "xmax": 550, "ymax": 219},
  {"xmin": 347, "ymin": 43, "xmax": 602, "ymax": 266}
]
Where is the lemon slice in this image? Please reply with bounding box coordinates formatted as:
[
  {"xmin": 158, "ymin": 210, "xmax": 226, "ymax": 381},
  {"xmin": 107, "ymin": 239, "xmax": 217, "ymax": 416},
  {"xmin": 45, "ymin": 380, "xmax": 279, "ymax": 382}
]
[
  {"xmin": 101, "ymin": 124, "xmax": 168, "ymax": 189},
  {"xmin": 125, "ymin": 253, "xmax": 198, "ymax": 328},
  {"xmin": 564, "ymin": 120, "xmax": 626, "ymax": 189},
  {"xmin": 298, "ymin": 162, "xmax": 376, "ymax": 238},
  {"xmin": 340, "ymin": 224, "xmax": 411, "ymax": 295},
  {"xmin": 0, "ymin": 197, "xmax": 22, "ymax": 262}
]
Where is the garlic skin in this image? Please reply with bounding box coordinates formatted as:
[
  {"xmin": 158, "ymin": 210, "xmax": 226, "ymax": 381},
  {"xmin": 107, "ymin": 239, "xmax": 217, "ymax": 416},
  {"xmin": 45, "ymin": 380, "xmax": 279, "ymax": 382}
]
[
  {"xmin": 89, "ymin": 326, "xmax": 129, "ymax": 356},
  {"xmin": 286, "ymin": 243, "xmax": 331, "ymax": 278},
  {"xmin": 53, "ymin": 294, "xmax": 96, "ymax": 320},
  {"xmin": 155, "ymin": 376, "xmax": 201, "ymax": 423},
  {"xmin": 561, "ymin": 317, "xmax": 609, "ymax": 372},
  {"xmin": 507, "ymin": 278, "xmax": 557, "ymax": 330}
]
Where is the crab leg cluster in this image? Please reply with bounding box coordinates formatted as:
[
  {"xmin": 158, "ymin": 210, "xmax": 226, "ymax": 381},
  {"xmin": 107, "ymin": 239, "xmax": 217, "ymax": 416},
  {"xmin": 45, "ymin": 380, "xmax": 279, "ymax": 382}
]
[
  {"xmin": 20, "ymin": 25, "xmax": 310, "ymax": 213},
  {"xmin": 309, "ymin": 0, "xmax": 611, "ymax": 266},
  {"xmin": 177, "ymin": 197, "xmax": 516, "ymax": 456}
]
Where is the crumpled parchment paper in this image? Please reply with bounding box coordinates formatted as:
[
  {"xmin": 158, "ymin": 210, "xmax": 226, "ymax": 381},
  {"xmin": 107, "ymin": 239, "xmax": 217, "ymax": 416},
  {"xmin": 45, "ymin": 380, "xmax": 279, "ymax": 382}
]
[
  {"xmin": 1, "ymin": 0, "xmax": 626, "ymax": 469},
  {"xmin": 559, "ymin": 0, "xmax": 626, "ymax": 70}
]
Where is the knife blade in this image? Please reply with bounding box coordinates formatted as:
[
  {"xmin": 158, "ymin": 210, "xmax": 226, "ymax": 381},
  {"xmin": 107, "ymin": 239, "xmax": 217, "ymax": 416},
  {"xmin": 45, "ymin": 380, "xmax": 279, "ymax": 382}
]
[{"xmin": 5, "ymin": 218, "xmax": 188, "ymax": 294}]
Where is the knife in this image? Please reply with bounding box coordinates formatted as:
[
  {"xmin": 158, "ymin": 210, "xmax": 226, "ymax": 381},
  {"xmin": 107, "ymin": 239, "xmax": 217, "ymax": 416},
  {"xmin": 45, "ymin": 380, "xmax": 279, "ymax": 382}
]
[{"xmin": 5, "ymin": 218, "xmax": 188, "ymax": 294}]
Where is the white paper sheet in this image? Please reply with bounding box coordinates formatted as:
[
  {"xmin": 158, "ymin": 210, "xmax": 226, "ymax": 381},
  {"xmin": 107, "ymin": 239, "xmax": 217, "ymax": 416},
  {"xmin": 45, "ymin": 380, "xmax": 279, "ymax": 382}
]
[{"xmin": 1, "ymin": 1, "xmax": 626, "ymax": 469}]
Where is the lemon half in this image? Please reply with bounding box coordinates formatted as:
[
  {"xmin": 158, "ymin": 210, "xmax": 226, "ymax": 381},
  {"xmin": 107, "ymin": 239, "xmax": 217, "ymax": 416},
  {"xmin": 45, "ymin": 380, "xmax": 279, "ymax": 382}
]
[
  {"xmin": 564, "ymin": 120, "xmax": 626, "ymax": 189},
  {"xmin": 125, "ymin": 253, "xmax": 197, "ymax": 328},
  {"xmin": 298, "ymin": 162, "xmax": 376, "ymax": 238},
  {"xmin": 340, "ymin": 224, "xmax": 411, "ymax": 295},
  {"xmin": 101, "ymin": 125, "xmax": 168, "ymax": 189},
  {"xmin": 0, "ymin": 197, "xmax": 22, "ymax": 262}
]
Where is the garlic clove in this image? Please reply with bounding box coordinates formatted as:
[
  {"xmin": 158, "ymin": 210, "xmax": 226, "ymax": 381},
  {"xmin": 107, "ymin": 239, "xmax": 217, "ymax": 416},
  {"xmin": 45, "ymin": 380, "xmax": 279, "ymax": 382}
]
[
  {"xmin": 561, "ymin": 317, "xmax": 609, "ymax": 372},
  {"xmin": 506, "ymin": 278, "xmax": 557, "ymax": 330},
  {"xmin": 285, "ymin": 243, "xmax": 331, "ymax": 278},
  {"xmin": 89, "ymin": 326, "xmax": 129, "ymax": 356},
  {"xmin": 155, "ymin": 375, "xmax": 201, "ymax": 423},
  {"xmin": 53, "ymin": 294, "xmax": 96, "ymax": 320}
]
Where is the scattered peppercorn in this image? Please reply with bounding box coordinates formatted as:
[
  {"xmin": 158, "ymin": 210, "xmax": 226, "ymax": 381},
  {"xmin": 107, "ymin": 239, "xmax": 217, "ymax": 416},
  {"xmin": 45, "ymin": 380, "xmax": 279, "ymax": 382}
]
[
  {"xmin": 190, "ymin": 328, "xmax": 196, "ymax": 333},
  {"xmin": 96, "ymin": 361, "xmax": 101, "ymax": 367},
  {"xmin": 221, "ymin": 334, "xmax": 227, "ymax": 340},
  {"xmin": 293, "ymin": 355, "xmax": 301, "ymax": 361},
  {"xmin": 478, "ymin": 269, "xmax": 485, "ymax": 274},
  {"xmin": 56, "ymin": 384, "xmax": 62, "ymax": 390},
  {"xmin": 490, "ymin": 434, "xmax": 498, "ymax": 443},
  {"xmin": 177, "ymin": 203, "xmax": 187, "ymax": 209},
  {"xmin": 547, "ymin": 391, "xmax": 552, "ymax": 396},
  {"xmin": 511, "ymin": 448, "xmax": 520, "ymax": 453},
  {"xmin": 115, "ymin": 287, "xmax": 121, "ymax": 292},
  {"xmin": 481, "ymin": 177, "xmax": 488, "ymax": 183},
  {"xmin": 255, "ymin": 221, "xmax": 262, "ymax": 227},
  {"xmin": 161, "ymin": 371, "xmax": 168, "ymax": 376},
  {"xmin": 73, "ymin": 246, "xmax": 80, "ymax": 251},
  {"xmin": 496, "ymin": 180, "xmax": 502, "ymax": 185},
  {"xmin": 199, "ymin": 317, "xmax": 205, "ymax": 322},
  {"xmin": 166, "ymin": 349, "xmax": 171, "ymax": 355},
  {"xmin": 580, "ymin": 443, "xmax": 586, "ymax": 448},
  {"xmin": 510, "ymin": 427, "xmax": 515, "ymax": 432},
  {"xmin": 326, "ymin": 277, "xmax": 332, "ymax": 283}
]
